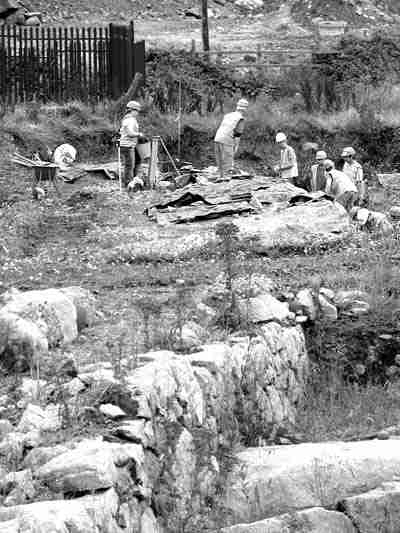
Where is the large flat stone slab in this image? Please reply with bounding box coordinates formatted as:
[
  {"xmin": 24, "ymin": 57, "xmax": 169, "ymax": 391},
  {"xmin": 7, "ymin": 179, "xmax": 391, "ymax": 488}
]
[{"xmin": 225, "ymin": 440, "xmax": 400, "ymax": 523}]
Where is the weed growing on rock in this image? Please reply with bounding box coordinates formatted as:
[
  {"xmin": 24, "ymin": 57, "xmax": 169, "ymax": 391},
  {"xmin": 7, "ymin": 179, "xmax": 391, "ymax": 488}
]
[{"xmin": 215, "ymin": 222, "xmax": 241, "ymax": 330}]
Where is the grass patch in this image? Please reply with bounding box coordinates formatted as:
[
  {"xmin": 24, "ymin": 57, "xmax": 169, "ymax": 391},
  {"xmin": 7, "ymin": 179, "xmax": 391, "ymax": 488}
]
[{"xmin": 297, "ymin": 364, "xmax": 400, "ymax": 442}]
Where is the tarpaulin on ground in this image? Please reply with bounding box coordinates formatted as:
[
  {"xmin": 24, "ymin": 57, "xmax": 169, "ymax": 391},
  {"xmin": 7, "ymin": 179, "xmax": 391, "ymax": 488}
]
[{"xmin": 146, "ymin": 177, "xmax": 310, "ymax": 224}]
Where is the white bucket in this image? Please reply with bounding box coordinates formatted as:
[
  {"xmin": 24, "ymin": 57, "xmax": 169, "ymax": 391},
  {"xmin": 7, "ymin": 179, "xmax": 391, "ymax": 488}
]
[{"xmin": 136, "ymin": 142, "xmax": 151, "ymax": 160}]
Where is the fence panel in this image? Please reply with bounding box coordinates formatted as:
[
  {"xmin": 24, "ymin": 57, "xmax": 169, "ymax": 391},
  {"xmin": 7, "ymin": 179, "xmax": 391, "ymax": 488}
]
[{"xmin": 0, "ymin": 22, "xmax": 145, "ymax": 106}]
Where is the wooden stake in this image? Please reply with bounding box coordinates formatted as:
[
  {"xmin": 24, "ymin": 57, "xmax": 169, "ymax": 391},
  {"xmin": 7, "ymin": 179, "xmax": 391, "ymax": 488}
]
[
  {"xmin": 178, "ymin": 79, "xmax": 182, "ymax": 161},
  {"xmin": 148, "ymin": 136, "xmax": 159, "ymax": 189},
  {"xmin": 201, "ymin": 0, "xmax": 210, "ymax": 53}
]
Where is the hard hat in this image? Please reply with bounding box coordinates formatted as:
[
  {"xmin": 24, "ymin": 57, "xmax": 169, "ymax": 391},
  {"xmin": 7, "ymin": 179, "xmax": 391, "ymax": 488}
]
[
  {"xmin": 356, "ymin": 208, "xmax": 370, "ymax": 226},
  {"xmin": 341, "ymin": 146, "xmax": 355, "ymax": 157},
  {"xmin": 276, "ymin": 132, "xmax": 287, "ymax": 143},
  {"xmin": 323, "ymin": 159, "xmax": 335, "ymax": 170},
  {"xmin": 126, "ymin": 100, "xmax": 142, "ymax": 111},
  {"xmin": 236, "ymin": 98, "xmax": 249, "ymax": 109},
  {"xmin": 316, "ymin": 150, "xmax": 327, "ymax": 160}
]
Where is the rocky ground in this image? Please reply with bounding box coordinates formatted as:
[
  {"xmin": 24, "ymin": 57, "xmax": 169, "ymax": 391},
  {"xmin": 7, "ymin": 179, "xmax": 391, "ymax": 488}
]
[
  {"xmin": 21, "ymin": 0, "xmax": 400, "ymax": 51},
  {"xmin": 0, "ymin": 167, "xmax": 400, "ymax": 530}
]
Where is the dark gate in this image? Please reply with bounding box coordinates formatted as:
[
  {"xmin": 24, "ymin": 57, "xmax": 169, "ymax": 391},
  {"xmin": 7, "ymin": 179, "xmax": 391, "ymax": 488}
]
[{"xmin": 0, "ymin": 21, "xmax": 145, "ymax": 106}]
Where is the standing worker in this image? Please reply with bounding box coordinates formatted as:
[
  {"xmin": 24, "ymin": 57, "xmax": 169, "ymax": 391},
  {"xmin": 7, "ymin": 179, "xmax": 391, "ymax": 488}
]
[
  {"xmin": 119, "ymin": 100, "xmax": 142, "ymax": 188},
  {"xmin": 324, "ymin": 159, "xmax": 358, "ymax": 211},
  {"xmin": 310, "ymin": 150, "xmax": 327, "ymax": 192},
  {"xmin": 274, "ymin": 132, "xmax": 298, "ymax": 185},
  {"xmin": 342, "ymin": 146, "xmax": 367, "ymax": 206},
  {"xmin": 214, "ymin": 98, "xmax": 249, "ymax": 182}
]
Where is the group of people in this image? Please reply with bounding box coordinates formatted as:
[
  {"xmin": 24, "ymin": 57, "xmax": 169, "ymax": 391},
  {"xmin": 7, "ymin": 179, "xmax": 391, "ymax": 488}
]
[
  {"xmin": 118, "ymin": 98, "xmax": 367, "ymax": 211},
  {"xmin": 214, "ymin": 99, "xmax": 367, "ymax": 210},
  {"xmin": 309, "ymin": 147, "xmax": 366, "ymax": 210}
]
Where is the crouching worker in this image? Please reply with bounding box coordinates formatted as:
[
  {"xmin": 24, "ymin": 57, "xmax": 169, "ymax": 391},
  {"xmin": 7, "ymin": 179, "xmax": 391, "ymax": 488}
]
[
  {"xmin": 214, "ymin": 98, "xmax": 249, "ymax": 181},
  {"xmin": 324, "ymin": 159, "xmax": 358, "ymax": 211},
  {"xmin": 119, "ymin": 100, "xmax": 142, "ymax": 188},
  {"xmin": 310, "ymin": 150, "xmax": 327, "ymax": 192}
]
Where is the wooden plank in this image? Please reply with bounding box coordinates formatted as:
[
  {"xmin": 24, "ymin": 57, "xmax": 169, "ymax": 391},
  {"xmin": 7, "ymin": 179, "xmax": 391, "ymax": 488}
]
[
  {"xmin": 69, "ymin": 26, "xmax": 75, "ymax": 99},
  {"xmin": 87, "ymin": 26, "xmax": 93, "ymax": 99},
  {"xmin": 81, "ymin": 28, "xmax": 89, "ymax": 101},
  {"xmin": 126, "ymin": 22, "xmax": 134, "ymax": 90},
  {"xmin": 93, "ymin": 27, "xmax": 99, "ymax": 100},
  {"xmin": 21, "ymin": 28, "xmax": 28, "ymax": 102},
  {"xmin": 51, "ymin": 27, "xmax": 57, "ymax": 101},
  {"xmin": 0, "ymin": 27, "xmax": 4, "ymax": 105},
  {"xmin": 27, "ymin": 27, "xmax": 33, "ymax": 102},
  {"xmin": 104, "ymin": 25, "xmax": 110, "ymax": 98},
  {"xmin": 12, "ymin": 25, "xmax": 17, "ymax": 106},
  {"xmin": 58, "ymin": 27, "xmax": 64, "ymax": 101},
  {"xmin": 64, "ymin": 27, "xmax": 69, "ymax": 101},
  {"xmin": 99, "ymin": 27, "xmax": 105, "ymax": 101},
  {"xmin": 40, "ymin": 27, "xmax": 46, "ymax": 101},
  {"xmin": 76, "ymin": 28, "xmax": 82, "ymax": 100},
  {"xmin": 34, "ymin": 26, "xmax": 40, "ymax": 101},
  {"xmin": 133, "ymin": 40, "xmax": 145, "ymax": 86},
  {"xmin": 47, "ymin": 27, "xmax": 54, "ymax": 101}
]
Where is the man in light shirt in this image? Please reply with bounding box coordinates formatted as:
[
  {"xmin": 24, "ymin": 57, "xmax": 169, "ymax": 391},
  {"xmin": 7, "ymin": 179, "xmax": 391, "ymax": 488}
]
[
  {"xmin": 324, "ymin": 159, "xmax": 358, "ymax": 211},
  {"xmin": 341, "ymin": 146, "xmax": 366, "ymax": 206},
  {"xmin": 310, "ymin": 150, "xmax": 327, "ymax": 192},
  {"xmin": 119, "ymin": 100, "xmax": 142, "ymax": 188},
  {"xmin": 214, "ymin": 98, "xmax": 249, "ymax": 181},
  {"xmin": 274, "ymin": 132, "xmax": 298, "ymax": 185}
]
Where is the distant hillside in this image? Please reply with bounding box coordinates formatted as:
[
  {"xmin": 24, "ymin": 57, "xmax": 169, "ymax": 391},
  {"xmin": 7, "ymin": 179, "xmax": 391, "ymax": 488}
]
[
  {"xmin": 291, "ymin": 0, "xmax": 400, "ymax": 25},
  {"xmin": 25, "ymin": 0, "xmax": 400, "ymax": 27},
  {"xmin": 27, "ymin": 0, "xmax": 196, "ymax": 23}
]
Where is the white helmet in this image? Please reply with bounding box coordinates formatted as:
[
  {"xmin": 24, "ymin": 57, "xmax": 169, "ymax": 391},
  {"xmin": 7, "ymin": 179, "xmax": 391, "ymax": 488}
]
[
  {"xmin": 276, "ymin": 132, "xmax": 287, "ymax": 143},
  {"xmin": 341, "ymin": 146, "xmax": 355, "ymax": 157},
  {"xmin": 236, "ymin": 98, "xmax": 249, "ymax": 110},
  {"xmin": 323, "ymin": 159, "xmax": 335, "ymax": 170},
  {"xmin": 316, "ymin": 150, "xmax": 327, "ymax": 160},
  {"xmin": 126, "ymin": 100, "xmax": 142, "ymax": 111}
]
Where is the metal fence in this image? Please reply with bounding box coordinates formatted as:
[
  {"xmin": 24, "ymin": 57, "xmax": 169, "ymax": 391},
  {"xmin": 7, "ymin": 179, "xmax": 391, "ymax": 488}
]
[{"xmin": 0, "ymin": 22, "xmax": 145, "ymax": 106}]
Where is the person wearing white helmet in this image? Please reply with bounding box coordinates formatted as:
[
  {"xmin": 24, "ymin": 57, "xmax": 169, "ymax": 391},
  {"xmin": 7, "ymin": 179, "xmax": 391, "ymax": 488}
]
[
  {"xmin": 274, "ymin": 132, "xmax": 298, "ymax": 184},
  {"xmin": 119, "ymin": 100, "xmax": 142, "ymax": 188},
  {"xmin": 214, "ymin": 98, "xmax": 249, "ymax": 181},
  {"xmin": 310, "ymin": 150, "xmax": 327, "ymax": 192},
  {"xmin": 324, "ymin": 159, "xmax": 358, "ymax": 211},
  {"xmin": 341, "ymin": 146, "xmax": 366, "ymax": 205}
]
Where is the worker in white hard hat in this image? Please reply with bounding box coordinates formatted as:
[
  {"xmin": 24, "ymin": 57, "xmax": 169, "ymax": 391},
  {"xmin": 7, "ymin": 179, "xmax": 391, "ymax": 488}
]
[
  {"xmin": 119, "ymin": 100, "xmax": 142, "ymax": 188},
  {"xmin": 310, "ymin": 150, "xmax": 327, "ymax": 192},
  {"xmin": 274, "ymin": 132, "xmax": 298, "ymax": 184},
  {"xmin": 214, "ymin": 98, "xmax": 249, "ymax": 181},
  {"xmin": 341, "ymin": 146, "xmax": 366, "ymax": 205},
  {"xmin": 324, "ymin": 159, "xmax": 358, "ymax": 211}
]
